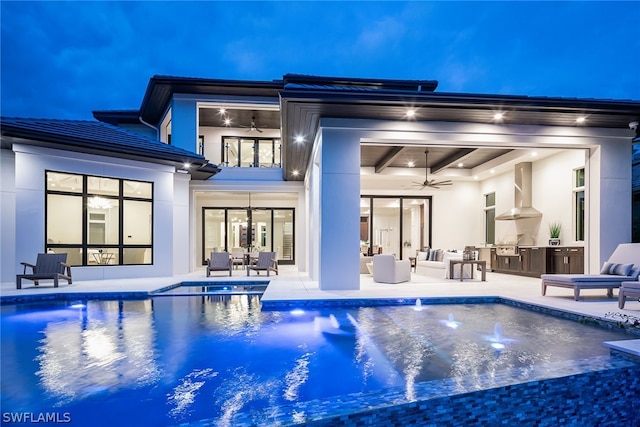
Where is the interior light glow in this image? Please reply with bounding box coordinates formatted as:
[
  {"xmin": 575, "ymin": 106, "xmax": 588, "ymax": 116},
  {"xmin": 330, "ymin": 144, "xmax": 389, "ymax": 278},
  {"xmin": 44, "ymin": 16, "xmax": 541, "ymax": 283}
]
[
  {"xmin": 531, "ymin": 151, "xmax": 538, "ymax": 157},
  {"xmin": 88, "ymin": 196, "xmax": 112, "ymax": 210},
  {"xmin": 295, "ymin": 136, "xmax": 304, "ymax": 143},
  {"xmin": 291, "ymin": 170, "xmax": 300, "ymax": 177},
  {"xmin": 407, "ymin": 161, "xmax": 415, "ymax": 168},
  {"xmin": 474, "ymin": 175, "xmax": 479, "ymax": 180},
  {"xmin": 576, "ymin": 116, "xmax": 586, "ymax": 124},
  {"xmin": 70, "ymin": 303, "xmax": 86, "ymax": 309},
  {"xmin": 183, "ymin": 163, "xmax": 191, "ymax": 169},
  {"xmin": 406, "ymin": 109, "xmax": 416, "ymax": 118},
  {"xmin": 493, "ymin": 113, "xmax": 504, "ymax": 120},
  {"xmin": 218, "ymin": 107, "xmax": 226, "ymax": 115},
  {"xmin": 490, "ymin": 169, "xmax": 495, "ymax": 174},
  {"xmin": 457, "ymin": 162, "xmax": 464, "ymax": 168},
  {"xmin": 290, "ymin": 309, "xmax": 305, "ymax": 316},
  {"xmin": 223, "ymin": 118, "xmax": 231, "ymax": 126}
]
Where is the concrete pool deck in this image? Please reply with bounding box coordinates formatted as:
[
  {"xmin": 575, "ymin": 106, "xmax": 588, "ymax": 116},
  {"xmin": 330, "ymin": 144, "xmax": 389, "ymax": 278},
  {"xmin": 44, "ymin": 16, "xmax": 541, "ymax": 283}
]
[{"xmin": 3, "ymin": 265, "xmax": 639, "ymax": 320}]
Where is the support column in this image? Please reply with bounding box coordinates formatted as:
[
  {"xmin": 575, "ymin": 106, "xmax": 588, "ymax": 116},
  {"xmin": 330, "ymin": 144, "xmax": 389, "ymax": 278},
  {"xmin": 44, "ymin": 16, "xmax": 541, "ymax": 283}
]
[
  {"xmin": 318, "ymin": 129, "xmax": 361, "ymax": 290},
  {"xmin": 170, "ymin": 98, "xmax": 198, "ymax": 153}
]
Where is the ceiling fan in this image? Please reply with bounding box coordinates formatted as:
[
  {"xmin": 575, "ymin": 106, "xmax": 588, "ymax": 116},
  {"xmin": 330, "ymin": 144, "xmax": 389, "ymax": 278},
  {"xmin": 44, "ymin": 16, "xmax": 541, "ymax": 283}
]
[
  {"xmin": 240, "ymin": 116, "xmax": 263, "ymax": 133},
  {"xmin": 411, "ymin": 150, "xmax": 453, "ymax": 189}
]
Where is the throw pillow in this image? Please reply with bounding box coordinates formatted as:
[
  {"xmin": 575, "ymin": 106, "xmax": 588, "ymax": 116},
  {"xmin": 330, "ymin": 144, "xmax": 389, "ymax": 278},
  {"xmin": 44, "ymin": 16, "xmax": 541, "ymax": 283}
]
[
  {"xmin": 429, "ymin": 249, "xmax": 442, "ymax": 261},
  {"xmin": 417, "ymin": 251, "xmax": 429, "ymax": 261},
  {"xmin": 600, "ymin": 262, "xmax": 634, "ymax": 276}
]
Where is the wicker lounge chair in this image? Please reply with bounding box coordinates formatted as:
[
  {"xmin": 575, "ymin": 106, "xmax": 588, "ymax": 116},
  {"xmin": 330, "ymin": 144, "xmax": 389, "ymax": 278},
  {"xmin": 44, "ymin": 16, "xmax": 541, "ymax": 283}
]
[
  {"xmin": 247, "ymin": 251, "xmax": 278, "ymax": 276},
  {"xmin": 17, "ymin": 253, "xmax": 72, "ymax": 289},
  {"xmin": 206, "ymin": 251, "xmax": 232, "ymax": 277},
  {"xmin": 541, "ymin": 243, "xmax": 640, "ymax": 301}
]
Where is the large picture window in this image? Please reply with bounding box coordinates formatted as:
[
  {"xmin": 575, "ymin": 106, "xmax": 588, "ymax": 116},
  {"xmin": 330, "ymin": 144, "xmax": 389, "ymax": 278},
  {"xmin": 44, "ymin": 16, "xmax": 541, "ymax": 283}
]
[
  {"xmin": 45, "ymin": 171, "xmax": 153, "ymax": 266},
  {"xmin": 484, "ymin": 192, "xmax": 496, "ymax": 245}
]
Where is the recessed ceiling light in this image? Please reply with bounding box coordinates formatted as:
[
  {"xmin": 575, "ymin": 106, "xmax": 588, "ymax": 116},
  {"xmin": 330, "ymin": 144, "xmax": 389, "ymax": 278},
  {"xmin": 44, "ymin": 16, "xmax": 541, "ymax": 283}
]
[
  {"xmin": 408, "ymin": 161, "xmax": 415, "ymax": 167},
  {"xmin": 183, "ymin": 163, "xmax": 191, "ymax": 169},
  {"xmin": 291, "ymin": 170, "xmax": 299, "ymax": 176},
  {"xmin": 406, "ymin": 109, "xmax": 416, "ymax": 118},
  {"xmin": 494, "ymin": 113, "xmax": 504, "ymax": 120},
  {"xmin": 457, "ymin": 162, "xmax": 464, "ymax": 168},
  {"xmin": 295, "ymin": 136, "xmax": 304, "ymax": 143},
  {"xmin": 473, "ymin": 175, "xmax": 479, "ymax": 180},
  {"xmin": 218, "ymin": 107, "xmax": 226, "ymax": 115},
  {"xmin": 223, "ymin": 118, "xmax": 231, "ymax": 126},
  {"xmin": 576, "ymin": 116, "xmax": 586, "ymax": 124},
  {"xmin": 531, "ymin": 151, "xmax": 538, "ymax": 157},
  {"xmin": 490, "ymin": 169, "xmax": 495, "ymax": 174}
]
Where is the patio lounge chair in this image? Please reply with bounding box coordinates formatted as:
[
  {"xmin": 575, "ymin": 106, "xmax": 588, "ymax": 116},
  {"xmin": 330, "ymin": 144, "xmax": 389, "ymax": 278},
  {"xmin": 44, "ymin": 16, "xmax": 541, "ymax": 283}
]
[
  {"xmin": 372, "ymin": 254, "xmax": 411, "ymax": 284},
  {"xmin": 247, "ymin": 251, "xmax": 278, "ymax": 276},
  {"xmin": 541, "ymin": 243, "xmax": 640, "ymax": 301},
  {"xmin": 16, "ymin": 253, "xmax": 72, "ymax": 289},
  {"xmin": 618, "ymin": 279, "xmax": 640, "ymax": 309},
  {"xmin": 206, "ymin": 251, "xmax": 232, "ymax": 277}
]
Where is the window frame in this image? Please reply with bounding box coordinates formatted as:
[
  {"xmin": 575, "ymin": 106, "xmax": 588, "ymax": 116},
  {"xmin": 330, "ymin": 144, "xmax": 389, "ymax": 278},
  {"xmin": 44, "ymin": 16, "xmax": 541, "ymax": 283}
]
[
  {"xmin": 221, "ymin": 136, "xmax": 282, "ymax": 168},
  {"xmin": 573, "ymin": 167, "xmax": 585, "ymax": 242},
  {"xmin": 484, "ymin": 192, "xmax": 496, "ymax": 245},
  {"xmin": 45, "ymin": 170, "xmax": 154, "ymax": 266}
]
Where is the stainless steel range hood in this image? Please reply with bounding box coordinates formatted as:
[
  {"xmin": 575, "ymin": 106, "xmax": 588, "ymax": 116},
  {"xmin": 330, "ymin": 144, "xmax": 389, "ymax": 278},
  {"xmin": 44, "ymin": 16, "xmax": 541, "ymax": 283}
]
[{"xmin": 495, "ymin": 162, "xmax": 542, "ymax": 221}]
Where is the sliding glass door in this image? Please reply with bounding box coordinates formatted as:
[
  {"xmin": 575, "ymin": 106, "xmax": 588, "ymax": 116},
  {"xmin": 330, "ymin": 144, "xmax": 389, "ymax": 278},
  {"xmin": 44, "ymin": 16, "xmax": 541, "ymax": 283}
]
[
  {"xmin": 360, "ymin": 196, "xmax": 431, "ymax": 259},
  {"xmin": 202, "ymin": 207, "xmax": 294, "ymax": 264}
]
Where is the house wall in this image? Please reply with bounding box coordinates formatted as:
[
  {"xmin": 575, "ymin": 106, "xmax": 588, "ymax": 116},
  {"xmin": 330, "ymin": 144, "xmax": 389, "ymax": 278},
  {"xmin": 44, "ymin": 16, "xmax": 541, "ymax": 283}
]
[{"xmin": 1, "ymin": 144, "xmax": 183, "ymax": 285}]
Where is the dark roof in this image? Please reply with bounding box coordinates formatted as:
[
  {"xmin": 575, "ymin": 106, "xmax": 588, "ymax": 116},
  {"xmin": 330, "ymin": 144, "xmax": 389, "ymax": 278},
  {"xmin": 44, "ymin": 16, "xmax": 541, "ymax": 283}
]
[
  {"xmin": 282, "ymin": 74, "xmax": 438, "ymax": 92},
  {"xmin": 92, "ymin": 109, "xmax": 142, "ymax": 125},
  {"xmin": 139, "ymin": 75, "xmax": 284, "ymax": 125},
  {"xmin": 0, "ymin": 117, "xmax": 220, "ymax": 179}
]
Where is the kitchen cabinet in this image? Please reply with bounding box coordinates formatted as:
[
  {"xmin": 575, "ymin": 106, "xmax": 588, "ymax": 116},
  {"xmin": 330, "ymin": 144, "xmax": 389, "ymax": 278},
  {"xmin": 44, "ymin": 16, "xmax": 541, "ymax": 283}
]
[
  {"xmin": 548, "ymin": 247, "xmax": 584, "ymax": 274},
  {"xmin": 490, "ymin": 246, "xmax": 575, "ymax": 278}
]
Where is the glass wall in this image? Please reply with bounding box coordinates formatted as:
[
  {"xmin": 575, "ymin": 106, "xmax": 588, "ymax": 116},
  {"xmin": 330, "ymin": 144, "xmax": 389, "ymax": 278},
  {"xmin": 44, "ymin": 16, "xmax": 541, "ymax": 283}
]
[
  {"xmin": 202, "ymin": 207, "xmax": 294, "ymax": 264},
  {"xmin": 46, "ymin": 171, "xmax": 153, "ymax": 266},
  {"xmin": 222, "ymin": 137, "xmax": 281, "ymax": 167},
  {"xmin": 360, "ymin": 196, "xmax": 431, "ymax": 259}
]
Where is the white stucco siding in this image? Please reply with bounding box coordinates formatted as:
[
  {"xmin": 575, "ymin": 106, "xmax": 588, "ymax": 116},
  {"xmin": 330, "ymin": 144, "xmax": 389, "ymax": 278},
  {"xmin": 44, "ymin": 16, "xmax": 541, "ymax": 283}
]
[{"xmin": 3, "ymin": 144, "xmax": 179, "ymax": 284}]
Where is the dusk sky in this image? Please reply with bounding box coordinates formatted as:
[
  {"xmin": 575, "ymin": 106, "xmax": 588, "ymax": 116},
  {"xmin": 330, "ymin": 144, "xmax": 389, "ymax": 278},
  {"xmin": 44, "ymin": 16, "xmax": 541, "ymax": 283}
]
[{"xmin": 2, "ymin": 1, "xmax": 639, "ymax": 121}]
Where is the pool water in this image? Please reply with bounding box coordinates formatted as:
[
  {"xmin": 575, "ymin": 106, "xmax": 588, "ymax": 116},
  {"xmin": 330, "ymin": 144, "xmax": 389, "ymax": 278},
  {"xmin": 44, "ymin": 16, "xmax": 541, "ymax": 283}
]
[{"xmin": 0, "ymin": 297, "xmax": 633, "ymax": 426}]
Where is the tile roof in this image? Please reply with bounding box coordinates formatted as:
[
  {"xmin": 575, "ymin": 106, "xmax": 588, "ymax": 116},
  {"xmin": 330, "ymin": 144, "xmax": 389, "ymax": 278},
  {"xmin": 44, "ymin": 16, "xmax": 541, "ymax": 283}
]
[{"xmin": 1, "ymin": 117, "xmax": 204, "ymax": 163}]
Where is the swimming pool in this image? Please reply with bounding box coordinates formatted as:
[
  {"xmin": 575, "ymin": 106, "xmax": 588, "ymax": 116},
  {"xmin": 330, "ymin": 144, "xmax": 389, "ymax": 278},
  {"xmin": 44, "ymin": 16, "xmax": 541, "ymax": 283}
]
[{"xmin": 1, "ymin": 296, "xmax": 638, "ymax": 426}]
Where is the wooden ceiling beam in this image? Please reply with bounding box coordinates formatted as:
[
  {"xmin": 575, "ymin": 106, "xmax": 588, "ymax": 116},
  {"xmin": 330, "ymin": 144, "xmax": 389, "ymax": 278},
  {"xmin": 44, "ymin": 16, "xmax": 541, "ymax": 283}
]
[
  {"xmin": 430, "ymin": 148, "xmax": 477, "ymax": 173},
  {"xmin": 374, "ymin": 146, "xmax": 408, "ymax": 173}
]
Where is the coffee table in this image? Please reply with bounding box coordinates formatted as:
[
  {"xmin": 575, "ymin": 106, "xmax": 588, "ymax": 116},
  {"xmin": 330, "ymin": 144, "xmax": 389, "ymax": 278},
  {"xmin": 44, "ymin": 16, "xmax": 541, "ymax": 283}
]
[{"xmin": 449, "ymin": 259, "xmax": 486, "ymax": 282}]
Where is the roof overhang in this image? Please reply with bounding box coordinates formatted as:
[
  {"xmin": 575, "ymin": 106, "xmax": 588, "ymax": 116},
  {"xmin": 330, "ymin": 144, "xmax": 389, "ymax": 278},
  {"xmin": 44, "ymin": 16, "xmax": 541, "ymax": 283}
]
[
  {"xmin": 280, "ymin": 89, "xmax": 640, "ymax": 181},
  {"xmin": 139, "ymin": 75, "xmax": 283, "ymax": 125}
]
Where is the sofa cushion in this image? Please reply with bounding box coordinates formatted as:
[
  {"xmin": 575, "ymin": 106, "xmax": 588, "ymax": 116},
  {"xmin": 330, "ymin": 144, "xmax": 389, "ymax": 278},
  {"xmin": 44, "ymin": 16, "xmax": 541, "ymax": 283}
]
[
  {"xmin": 429, "ymin": 249, "xmax": 443, "ymax": 261},
  {"xmin": 601, "ymin": 262, "xmax": 634, "ymax": 276},
  {"xmin": 416, "ymin": 250, "xmax": 429, "ymax": 261}
]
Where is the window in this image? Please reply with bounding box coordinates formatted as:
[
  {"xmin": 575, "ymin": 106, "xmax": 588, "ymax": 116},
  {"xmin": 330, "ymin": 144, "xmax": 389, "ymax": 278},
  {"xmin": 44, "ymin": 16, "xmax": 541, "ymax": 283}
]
[
  {"xmin": 484, "ymin": 192, "xmax": 496, "ymax": 245},
  {"xmin": 46, "ymin": 171, "xmax": 153, "ymax": 266},
  {"xmin": 574, "ymin": 168, "xmax": 585, "ymax": 241},
  {"xmin": 222, "ymin": 136, "xmax": 281, "ymax": 167}
]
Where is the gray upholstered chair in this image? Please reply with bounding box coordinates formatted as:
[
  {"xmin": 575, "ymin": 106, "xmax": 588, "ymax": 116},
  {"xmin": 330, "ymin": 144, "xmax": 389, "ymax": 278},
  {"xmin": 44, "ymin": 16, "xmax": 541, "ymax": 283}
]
[{"xmin": 17, "ymin": 253, "xmax": 72, "ymax": 289}]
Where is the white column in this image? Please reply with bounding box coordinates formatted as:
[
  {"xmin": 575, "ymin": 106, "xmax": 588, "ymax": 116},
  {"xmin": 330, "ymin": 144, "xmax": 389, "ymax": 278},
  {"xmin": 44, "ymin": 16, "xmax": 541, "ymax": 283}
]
[
  {"xmin": 318, "ymin": 129, "xmax": 361, "ymax": 290},
  {"xmin": 0, "ymin": 149, "xmax": 16, "ymax": 285}
]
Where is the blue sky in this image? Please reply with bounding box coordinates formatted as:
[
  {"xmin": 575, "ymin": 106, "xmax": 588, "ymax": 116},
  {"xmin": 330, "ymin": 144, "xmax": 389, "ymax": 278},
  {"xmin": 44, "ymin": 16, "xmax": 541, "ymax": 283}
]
[{"xmin": 2, "ymin": 1, "xmax": 639, "ymax": 120}]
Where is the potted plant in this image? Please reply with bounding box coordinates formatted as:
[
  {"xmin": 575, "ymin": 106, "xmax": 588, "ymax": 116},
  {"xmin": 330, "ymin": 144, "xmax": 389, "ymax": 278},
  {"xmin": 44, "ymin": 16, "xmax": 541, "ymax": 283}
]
[{"xmin": 548, "ymin": 222, "xmax": 562, "ymax": 246}]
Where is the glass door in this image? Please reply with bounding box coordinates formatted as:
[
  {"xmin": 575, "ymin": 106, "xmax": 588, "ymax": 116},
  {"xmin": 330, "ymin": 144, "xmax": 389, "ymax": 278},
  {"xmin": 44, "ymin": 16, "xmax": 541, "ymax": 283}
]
[
  {"xmin": 250, "ymin": 209, "xmax": 271, "ymax": 251},
  {"xmin": 273, "ymin": 209, "xmax": 294, "ymax": 261},
  {"xmin": 227, "ymin": 209, "xmax": 250, "ymax": 251},
  {"xmin": 372, "ymin": 198, "xmax": 400, "ymax": 257},
  {"xmin": 203, "ymin": 209, "xmax": 225, "ymax": 261}
]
